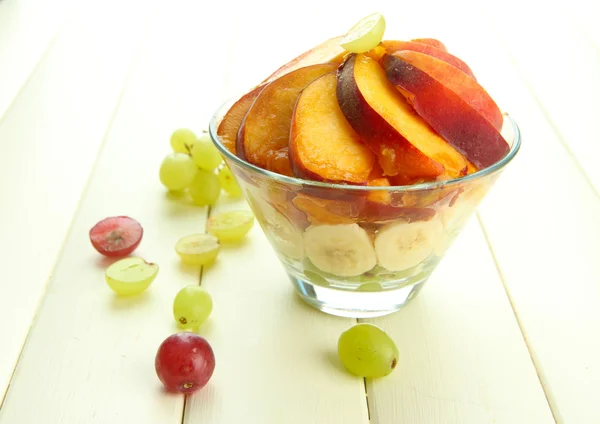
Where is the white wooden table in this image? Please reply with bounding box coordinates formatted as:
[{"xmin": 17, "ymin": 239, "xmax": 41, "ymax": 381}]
[{"xmin": 1, "ymin": 0, "xmax": 598, "ymax": 422}]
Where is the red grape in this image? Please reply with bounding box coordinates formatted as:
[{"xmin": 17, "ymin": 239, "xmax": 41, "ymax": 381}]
[
  {"xmin": 89, "ymin": 216, "xmax": 143, "ymax": 257},
  {"xmin": 155, "ymin": 332, "xmax": 215, "ymax": 393}
]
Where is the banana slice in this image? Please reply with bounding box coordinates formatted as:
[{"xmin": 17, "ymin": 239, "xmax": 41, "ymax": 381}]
[
  {"xmin": 247, "ymin": 191, "xmax": 305, "ymax": 260},
  {"xmin": 304, "ymin": 224, "xmax": 377, "ymax": 277},
  {"xmin": 375, "ymin": 218, "xmax": 443, "ymax": 271}
]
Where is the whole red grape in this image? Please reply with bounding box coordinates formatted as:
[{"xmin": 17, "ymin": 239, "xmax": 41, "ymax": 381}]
[{"xmin": 155, "ymin": 332, "xmax": 215, "ymax": 393}]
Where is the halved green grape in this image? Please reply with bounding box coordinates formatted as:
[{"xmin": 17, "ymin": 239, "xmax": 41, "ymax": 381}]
[
  {"xmin": 173, "ymin": 285, "xmax": 213, "ymax": 330},
  {"xmin": 159, "ymin": 153, "xmax": 197, "ymax": 191},
  {"xmin": 105, "ymin": 257, "xmax": 159, "ymax": 296},
  {"xmin": 191, "ymin": 134, "xmax": 223, "ymax": 171},
  {"xmin": 217, "ymin": 165, "xmax": 242, "ymax": 197},
  {"xmin": 338, "ymin": 323, "xmax": 398, "ymax": 378},
  {"xmin": 207, "ymin": 210, "xmax": 254, "ymax": 242},
  {"xmin": 170, "ymin": 128, "xmax": 197, "ymax": 153},
  {"xmin": 340, "ymin": 13, "xmax": 386, "ymax": 54},
  {"xmin": 175, "ymin": 233, "xmax": 220, "ymax": 266},
  {"xmin": 188, "ymin": 170, "xmax": 221, "ymax": 206}
]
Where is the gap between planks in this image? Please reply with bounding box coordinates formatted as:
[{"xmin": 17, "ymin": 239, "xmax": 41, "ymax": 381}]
[{"xmin": 475, "ymin": 213, "xmax": 560, "ymax": 424}]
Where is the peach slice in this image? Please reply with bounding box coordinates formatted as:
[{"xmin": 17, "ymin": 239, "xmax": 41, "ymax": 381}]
[
  {"xmin": 384, "ymin": 53, "xmax": 510, "ymax": 169},
  {"xmin": 381, "ymin": 40, "xmax": 475, "ymax": 79},
  {"xmin": 411, "ymin": 38, "xmax": 447, "ymax": 51},
  {"xmin": 237, "ymin": 63, "xmax": 337, "ymax": 176},
  {"xmin": 217, "ymin": 85, "xmax": 264, "ymax": 155},
  {"xmin": 336, "ymin": 54, "xmax": 470, "ymax": 180},
  {"xmin": 367, "ymin": 177, "xmax": 392, "ymax": 205},
  {"xmin": 394, "ymin": 50, "xmax": 503, "ymax": 131},
  {"xmin": 290, "ymin": 72, "xmax": 375, "ymax": 183},
  {"xmin": 262, "ymin": 36, "xmax": 346, "ymax": 84},
  {"xmin": 292, "ymin": 194, "xmax": 360, "ymax": 225}
]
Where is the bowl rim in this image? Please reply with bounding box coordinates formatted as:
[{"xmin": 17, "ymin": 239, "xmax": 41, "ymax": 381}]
[{"xmin": 208, "ymin": 97, "xmax": 521, "ymax": 192}]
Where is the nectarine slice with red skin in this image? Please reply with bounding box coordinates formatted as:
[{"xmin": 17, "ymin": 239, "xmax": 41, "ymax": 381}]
[
  {"xmin": 217, "ymin": 85, "xmax": 264, "ymax": 155},
  {"xmin": 237, "ymin": 63, "xmax": 337, "ymax": 177},
  {"xmin": 381, "ymin": 40, "xmax": 475, "ymax": 79},
  {"xmin": 337, "ymin": 54, "xmax": 470, "ymax": 180},
  {"xmin": 383, "ymin": 53, "xmax": 510, "ymax": 170},
  {"xmin": 410, "ymin": 38, "xmax": 447, "ymax": 51},
  {"xmin": 262, "ymin": 36, "xmax": 346, "ymax": 84},
  {"xmin": 290, "ymin": 72, "xmax": 375, "ymax": 183},
  {"xmin": 394, "ymin": 50, "xmax": 503, "ymax": 131}
]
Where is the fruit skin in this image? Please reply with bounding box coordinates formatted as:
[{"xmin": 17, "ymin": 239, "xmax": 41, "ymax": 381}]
[
  {"xmin": 89, "ymin": 216, "xmax": 143, "ymax": 257},
  {"xmin": 170, "ymin": 128, "xmax": 197, "ymax": 153},
  {"xmin": 159, "ymin": 153, "xmax": 197, "ymax": 191},
  {"xmin": 336, "ymin": 54, "xmax": 469, "ymax": 180},
  {"xmin": 237, "ymin": 63, "xmax": 337, "ymax": 177},
  {"xmin": 217, "ymin": 85, "xmax": 265, "ymax": 155},
  {"xmin": 303, "ymin": 223, "xmax": 377, "ymax": 277},
  {"xmin": 381, "ymin": 40, "xmax": 475, "ymax": 79},
  {"xmin": 289, "ymin": 72, "xmax": 375, "ymax": 183},
  {"xmin": 391, "ymin": 50, "xmax": 503, "ymax": 131},
  {"xmin": 338, "ymin": 323, "xmax": 399, "ymax": 378},
  {"xmin": 410, "ymin": 38, "xmax": 447, "ymax": 51},
  {"xmin": 105, "ymin": 257, "xmax": 159, "ymax": 296},
  {"xmin": 173, "ymin": 286, "xmax": 213, "ymax": 330},
  {"xmin": 217, "ymin": 166, "xmax": 242, "ymax": 197},
  {"xmin": 155, "ymin": 332, "xmax": 215, "ymax": 394},
  {"xmin": 175, "ymin": 234, "xmax": 220, "ymax": 266},
  {"xmin": 191, "ymin": 134, "xmax": 223, "ymax": 171},
  {"xmin": 189, "ymin": 170, "xmax": 221, "ymax": 206},
  {"xmin": 383, "ymin": 53, "xmax": 509, "ymax": 170},
  {"xmin": 261, "ymin": 36, "xmax": 346, "ymax": 84},
  {"xmin": 207, "ymin": 210, "xmax": 254, "ymax": 243}
]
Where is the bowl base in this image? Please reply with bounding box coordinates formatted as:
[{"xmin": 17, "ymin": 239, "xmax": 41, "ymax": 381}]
[{"xmin": 290, "ymin": 275, "xmax": 427, "ymax": 318}]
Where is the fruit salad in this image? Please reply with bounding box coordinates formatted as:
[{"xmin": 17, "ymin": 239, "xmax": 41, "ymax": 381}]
[{"xmin": 211, "ymin": 14, "xmax": 518, "ymax": 298}]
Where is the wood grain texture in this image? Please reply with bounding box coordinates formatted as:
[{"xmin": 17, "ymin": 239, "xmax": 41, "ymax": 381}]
[
  {"xmin": 365, "ymin": 220, "xmax": 555, "ymax": 424},
  {"xmin": 0, "ymin": 0, "xmax": 154, "ymax": 400},
  {"xmin": 0, "ymin": 0, "xmax": 78, "ymax": 119}
]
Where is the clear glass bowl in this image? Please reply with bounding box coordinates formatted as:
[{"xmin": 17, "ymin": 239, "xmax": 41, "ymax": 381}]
[{"xmin": 209, "ymin": 99, "xmax": 521, "ymax": 318}]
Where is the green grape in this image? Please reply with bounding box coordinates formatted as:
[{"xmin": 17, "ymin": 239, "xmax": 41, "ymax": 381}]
[
  {"xmin": 191, "ymin": 134, "xmax": 223, "ymax": 171},
  {"xmin": 173, "ymin": 285, "xmax": 213, "ymax": 330},
  {"xmin": 217, "ymin": 166, "xmax": 242, "ymax": 197},
  {"xmin": 159, "ymin": 153, "xmax": 197, "ymax": 191},
  {"xmin": 340, "ymin": 13, "xmax": 386, "ymax": 54},
  {"xmin": 207, "ymin": 210, "xmax": 254, "ymax": 242},
  {"xmin": 170, "ymin": 128, "xmax": 197, "ymax": 153},
  {"xmin": 175, "ymin": 233, "xmax": 220, "ymax": 266},
  {"xmin": 338, "ymin": 323, "xmax": 398, "ymax": 378},
  {"xmin": 105, "ymin": 257, "xmax": 159, "ymax": 296},
  {"xmin": 188, "ymin": 170, "xmax": 221, "ymax": 206}
]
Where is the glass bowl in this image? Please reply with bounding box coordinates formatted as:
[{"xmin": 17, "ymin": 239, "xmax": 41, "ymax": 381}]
[{"xmin": 209, "ymin": 98, "xmax": 521, "ymax": 318}]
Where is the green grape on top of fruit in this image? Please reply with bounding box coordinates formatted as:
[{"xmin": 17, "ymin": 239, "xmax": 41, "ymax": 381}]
[
  {"xmin": 340, "ymin": 12, "xmax": 386, "ymax": 54},
  {"xmin": 159, "ymin": 153, "xmax": 197, "ymax": 191},
  {"xmin": 189, "ymin": 170, "xmax": 221, "ymax": 206},
  {"xmin": 105, "ymin": 257, "xmax": 159, "ymax": 296},
  {"xmin": 217, "ymin": 165, "xmax": 242, "ymax": 197},
  {"xmin": 338, "ymin": 323, "xmax": 398, "ymax": 378},
  {"xmin": 173, "ymin": 285, "xmax": 213, "ymax": 330},
  {"xmin": 207, "ymin": 210, "xmax": 254, "ymax": 243},
  {"xmin": 175, "ymin": 233, "xmax": 220, "ymax": 266},
  {"xmin": 170, "ymin": 128, "xmax": 197, "ymax": 154},
  {"xmin": 192, "ymin": 133, "xmax": 223, "ymax": 171}
]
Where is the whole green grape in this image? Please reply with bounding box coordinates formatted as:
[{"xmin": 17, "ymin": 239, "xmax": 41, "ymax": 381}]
[
  {"xmin": 170, "ymin": 128, "xmax": 197, "ymax": 153},
  {"xmin": 338, "ymin": 323, "xmax": 398, "ymax": 378},
  {"xmin": 217, "ymin": 166, "xmax": 242, "ymax": 197},
  {"xmin": 189, "ymin": 170, "xmax": 221, "ymax": 206},
  {"xmin": 159, "ymin": 153, "xmax": 197, "ymax": 191},
  {"xmin": 173, "ymin": 285, "xmax": 213, "ymax": 330},
  {"xmin": 191, "ymin": 134, "xmax": 223, "ymax": 171}
]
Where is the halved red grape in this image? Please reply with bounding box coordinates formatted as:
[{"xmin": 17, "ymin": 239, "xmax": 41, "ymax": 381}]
[
  {"xmin": 89, "ymin": 216, "xmax": 143, "ymax": 257},
  {"xmin": 155, "ymin": 332, "xmax": 215, "ymax": 394}
]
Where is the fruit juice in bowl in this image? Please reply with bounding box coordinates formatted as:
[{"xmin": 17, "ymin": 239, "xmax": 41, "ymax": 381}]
[{"xmin": 208, "ymin": 13, "xmax": 520, "ymax": 318}]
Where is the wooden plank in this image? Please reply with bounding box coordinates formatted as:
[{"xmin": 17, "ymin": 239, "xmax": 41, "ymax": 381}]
[
  {"xmin": 365, "ymin": 220, "xmax": 555, "ymax": 424},
  {"xmin": 0, "ymin": 0, "xmax": 155, "ymax": 403},
  {"xmin": 0, "ymin": 0, "xmax": 78, "ymax": 119},
  {"xmin": 463, "ymin": 7, "xmax": 600, "ymax": 423},
  {"xmin": 483, "ymin": 1, "xmax": 600, "ymax": 195}
]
